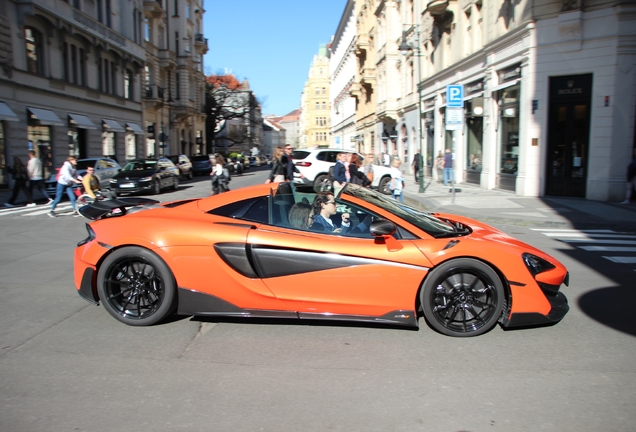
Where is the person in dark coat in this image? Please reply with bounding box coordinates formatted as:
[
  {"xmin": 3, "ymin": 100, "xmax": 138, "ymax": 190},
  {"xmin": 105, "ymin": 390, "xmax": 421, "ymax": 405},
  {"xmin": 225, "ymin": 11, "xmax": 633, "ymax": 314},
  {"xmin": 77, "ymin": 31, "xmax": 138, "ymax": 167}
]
[
  {"xmin": 4, "ymin": 156, "xmax": 34, "ymax": 207},
  {"xmin": 620, "ymin": 155, "xmax": 636, "ymax": 204}
]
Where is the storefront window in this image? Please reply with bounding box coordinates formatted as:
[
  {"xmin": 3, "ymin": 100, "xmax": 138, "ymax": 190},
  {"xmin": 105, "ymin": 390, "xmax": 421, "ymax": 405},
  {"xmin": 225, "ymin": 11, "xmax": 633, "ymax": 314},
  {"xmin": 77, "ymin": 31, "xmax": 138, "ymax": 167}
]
[
  {"xmin": 102, "ymin": 130, "xmax": 116, "ymax": 159},
  {"xmin": 27, "ymin": 125, "xmax": 53, "ymax": 179},
  {"xmin": 68, "ymin": 129, "xmax": 80, "ymax": 158},
  {"xmin": 466, "ymin": 117, "xmax": 483, "ymax": 171},
  {"xmin": 0, "ymin": 123, "xmax": 6, "ymax": 187},
  {"xmin": 498, "ymin": 85, "xmax": 520, "ymax": 176},
  {"xmin": 125, "ymin": 132, "xmax": 137, "ymax": 161}
]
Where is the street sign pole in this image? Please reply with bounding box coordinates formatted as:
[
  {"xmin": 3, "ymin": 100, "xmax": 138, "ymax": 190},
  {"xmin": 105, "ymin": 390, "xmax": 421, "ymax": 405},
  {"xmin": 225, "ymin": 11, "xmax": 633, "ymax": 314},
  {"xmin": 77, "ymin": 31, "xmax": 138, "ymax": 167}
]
[{"xmin": 446, "ymin": 85, "xmax": 464, "ymax": 204}]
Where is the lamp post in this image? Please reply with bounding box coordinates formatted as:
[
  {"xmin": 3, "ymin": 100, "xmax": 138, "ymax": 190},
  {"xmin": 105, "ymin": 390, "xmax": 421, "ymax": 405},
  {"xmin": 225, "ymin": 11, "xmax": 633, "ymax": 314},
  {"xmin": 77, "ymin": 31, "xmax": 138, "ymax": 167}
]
[{"xmin": 399, "ymin": 26, "xmax": 426, "ymax": 193}]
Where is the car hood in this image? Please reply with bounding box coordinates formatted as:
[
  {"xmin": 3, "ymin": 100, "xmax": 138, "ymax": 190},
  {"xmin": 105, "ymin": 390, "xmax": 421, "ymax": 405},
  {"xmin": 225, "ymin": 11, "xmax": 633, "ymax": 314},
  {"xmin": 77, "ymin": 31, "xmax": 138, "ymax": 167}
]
[{"xmin": 113, "ymin": 170, "xmax": 157, "ymax": 179}]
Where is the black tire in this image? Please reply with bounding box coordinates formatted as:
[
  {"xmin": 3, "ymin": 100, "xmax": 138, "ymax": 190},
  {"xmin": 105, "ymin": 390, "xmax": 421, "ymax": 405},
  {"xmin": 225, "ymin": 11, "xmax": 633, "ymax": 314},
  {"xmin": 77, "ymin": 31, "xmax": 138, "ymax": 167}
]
[
  {"xmin": 188, "ymin": 171, "xmax": 193, "ymax": 180},
  {"xmin": 314, "ymin": 174, "xmax": 330, "ymax": 193},
  {"xmin": 421, "ymin": 258, "xmax": 505, "ymax": 337},
  {"xmin": 378, "ymin": 176, "xmax": 392, "ymax": 195},
  {"xmin": 172, "ymin": 176, "xmax": 179, "ymax": 190},
  {"xmin": 152, "ymin": 179, "xmax": 161, "ymax": 195},
  {"xmin": 97, "ymin": 246, "xmax": 176, "ymax": 326}
]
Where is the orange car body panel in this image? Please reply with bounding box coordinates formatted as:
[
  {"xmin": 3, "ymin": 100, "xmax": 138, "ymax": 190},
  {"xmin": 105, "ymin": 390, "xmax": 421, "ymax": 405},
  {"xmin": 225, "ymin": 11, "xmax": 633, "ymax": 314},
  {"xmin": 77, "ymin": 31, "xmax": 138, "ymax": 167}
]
[{"xmin": 74, "ymin": 183, "xmax": 568, "ymax": 324}]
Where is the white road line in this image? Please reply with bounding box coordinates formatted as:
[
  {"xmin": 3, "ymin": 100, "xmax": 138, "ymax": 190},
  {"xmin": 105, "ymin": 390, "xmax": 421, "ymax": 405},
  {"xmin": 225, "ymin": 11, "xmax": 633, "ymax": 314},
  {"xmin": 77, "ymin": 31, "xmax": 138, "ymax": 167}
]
[
  {"xmin": 531, "ymin": 229, "xmax": 616, "ymax": 233},
  {"xmin": 579, "ymin": 246, "xmax": 636, "ymax": 252},
  {"xmin": 603, "ymin": 256, "xmax": 636, "ymax": 264},
  {"xmin": 560, "ymin": 239, "xmax": 636, "ymax": 245},
  {"xmin": 541, "ymin": 233, "xmax": 636, "ymax": 239}
]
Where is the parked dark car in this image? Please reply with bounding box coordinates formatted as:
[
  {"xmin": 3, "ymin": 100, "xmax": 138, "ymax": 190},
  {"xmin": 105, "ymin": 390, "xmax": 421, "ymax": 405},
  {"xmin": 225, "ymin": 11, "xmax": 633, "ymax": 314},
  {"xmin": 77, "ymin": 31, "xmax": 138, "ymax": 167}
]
[
  {"xmin": 109, "ymin": 157, "xmax": 179, "ymax": 196},
  {"xmin": 46, "ymin": 157, "xmax": 121, "ymax": 196},
  {"xmin": 166, "ymin": 154, "xmax": 193, "ymax": 180},
  {"xmin": 191, "ymin": 155, "xmax": 213, "ymax": 176}
]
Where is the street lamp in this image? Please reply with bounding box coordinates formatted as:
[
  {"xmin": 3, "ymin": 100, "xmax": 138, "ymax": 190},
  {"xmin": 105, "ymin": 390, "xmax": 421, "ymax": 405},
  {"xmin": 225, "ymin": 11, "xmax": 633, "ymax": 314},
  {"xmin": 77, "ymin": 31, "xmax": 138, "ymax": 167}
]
[{"xmin": 399, "ymin": 27, "xmax": 426, "ymax": 193}]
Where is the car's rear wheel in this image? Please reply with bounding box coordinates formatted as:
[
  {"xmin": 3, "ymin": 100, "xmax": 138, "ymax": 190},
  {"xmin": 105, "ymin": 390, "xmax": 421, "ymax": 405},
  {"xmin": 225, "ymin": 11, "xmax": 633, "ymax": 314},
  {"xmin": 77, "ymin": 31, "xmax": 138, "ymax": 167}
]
[
  {"xmin": 378, "ymin": 176, "xmax": 392, "ymax": 195},
  {"xmin": 172, "ymin": 176, "xmax": 179, "ymax": 190},
  {"xmin": 421, "ymin": 258, "xmax": 504, "ymax": 337},
  {"xmin": 152, "ymin": 179, "xmax": 161, "ymax": 195},
  {"xmin": 188, "ymin": 171, "xmax": 193, "ymax": 180},
  {"xmin": 314, "ymin": 174, "xmax": 331, "ymax": 193},
  {"xmin": 97, "ymin": 247, "xmax": 176, "ymax": 326}
]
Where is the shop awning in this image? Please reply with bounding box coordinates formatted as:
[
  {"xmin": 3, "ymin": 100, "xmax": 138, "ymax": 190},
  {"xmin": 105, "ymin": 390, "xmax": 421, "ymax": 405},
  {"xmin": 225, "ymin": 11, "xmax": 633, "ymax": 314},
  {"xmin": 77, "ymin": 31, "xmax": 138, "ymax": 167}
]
[
  {"xmin": 0, "ymin": 102, "xmax": 19, "ymax": 121},
  {"xmin": 126, "ymin": 122, "xmax": 145, "ymax": 135},
  {"xmin": 102, "ymin": 119, "xmax": 125, "ymax": 132},
  {"xmin": 27, "ymin": 107, "xmax": 64, "ymax": 126},
  {"xmin": 490, "ymin": 79, "xmax": 520, "ymax": 93},
  {"xmin": 68, "ymin": 113, "xmax": 97, "ymax": 129},
  {"xmin": 463, "ymin": 92, "xmax": 484, "ymax": 101}
]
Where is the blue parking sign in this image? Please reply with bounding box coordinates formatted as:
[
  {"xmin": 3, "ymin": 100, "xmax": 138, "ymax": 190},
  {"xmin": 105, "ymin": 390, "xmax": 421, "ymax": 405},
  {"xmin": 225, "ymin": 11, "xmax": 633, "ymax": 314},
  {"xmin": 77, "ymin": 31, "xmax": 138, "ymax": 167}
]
[{"xmin": 447, "ymin": 85, "xmax": 464, "ymax": 107}]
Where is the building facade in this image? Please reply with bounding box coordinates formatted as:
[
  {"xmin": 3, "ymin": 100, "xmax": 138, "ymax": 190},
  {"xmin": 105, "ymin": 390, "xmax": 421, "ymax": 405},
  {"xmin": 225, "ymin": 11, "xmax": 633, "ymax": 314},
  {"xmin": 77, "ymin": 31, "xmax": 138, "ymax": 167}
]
[
  {"xmin": 344, "ymin": 0, "xmax": 636, "ymax": 201},
  {"xmin": 142, "ymin": 0, "xmax": 208, "ymax": 158},
  {"xmin": 0, "ymin": 0, "xmax": 147, "ymax": 187},
  {"xmin": 329, "ymin": 0, "xmax": 358, "ymax": 152},
  {"xmin": 300, "ymin": 45, "xmax": 331, "ymax": 148},
  {"xmin": 278, "ymin": 108, "xmax": 301, "ymax": 148}
]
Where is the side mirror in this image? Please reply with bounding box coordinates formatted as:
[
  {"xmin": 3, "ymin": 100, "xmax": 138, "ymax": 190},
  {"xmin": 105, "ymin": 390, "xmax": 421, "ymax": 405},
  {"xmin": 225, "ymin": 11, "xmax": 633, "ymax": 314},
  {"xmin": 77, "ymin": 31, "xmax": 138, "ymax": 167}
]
[{"xmin": 370, "ymin": 219, "xmax": 397, "ymax": 237}]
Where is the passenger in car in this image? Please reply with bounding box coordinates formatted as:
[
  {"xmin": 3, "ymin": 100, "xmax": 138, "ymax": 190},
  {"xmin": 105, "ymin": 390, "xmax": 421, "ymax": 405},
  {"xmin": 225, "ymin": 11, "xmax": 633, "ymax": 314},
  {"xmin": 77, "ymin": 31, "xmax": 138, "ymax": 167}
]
[{"xmin": 288, "ymin": 202, "xmax": 313, "ymax": 230}]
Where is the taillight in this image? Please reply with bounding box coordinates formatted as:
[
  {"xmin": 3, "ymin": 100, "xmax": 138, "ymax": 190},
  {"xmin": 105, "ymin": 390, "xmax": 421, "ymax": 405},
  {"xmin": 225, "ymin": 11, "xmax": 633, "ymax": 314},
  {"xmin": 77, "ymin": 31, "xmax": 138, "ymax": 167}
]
[{"xmin": 296, "ymin": 162, "xmax": 312, "ymax": 167}]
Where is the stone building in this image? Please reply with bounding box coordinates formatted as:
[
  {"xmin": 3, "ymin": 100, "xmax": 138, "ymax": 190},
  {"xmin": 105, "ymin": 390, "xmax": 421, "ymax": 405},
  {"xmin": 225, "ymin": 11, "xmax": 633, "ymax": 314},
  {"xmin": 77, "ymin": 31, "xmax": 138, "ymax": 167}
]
[
  {"xmin": 300, "ymin": 45, "xmax": 331, "ymax": 148},
  {"xmin": 0, "ymin": 0, "xmax": 147, "ymax": 187}
]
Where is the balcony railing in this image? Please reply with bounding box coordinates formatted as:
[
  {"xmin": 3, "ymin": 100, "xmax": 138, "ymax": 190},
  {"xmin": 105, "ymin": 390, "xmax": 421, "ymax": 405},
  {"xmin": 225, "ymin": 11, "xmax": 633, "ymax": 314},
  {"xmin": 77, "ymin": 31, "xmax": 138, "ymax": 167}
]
[{"xmin": 144, "ymin": 85, "xmax": 165, "ymax": 100}]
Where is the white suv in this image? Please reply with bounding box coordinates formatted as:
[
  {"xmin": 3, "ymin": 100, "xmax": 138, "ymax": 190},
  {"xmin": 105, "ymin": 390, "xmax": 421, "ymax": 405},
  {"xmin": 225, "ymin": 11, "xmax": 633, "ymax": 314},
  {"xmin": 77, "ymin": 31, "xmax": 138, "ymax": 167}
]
[{"xmin": 291, "ymin": 149, "xmax": 393, "ymax": 194}]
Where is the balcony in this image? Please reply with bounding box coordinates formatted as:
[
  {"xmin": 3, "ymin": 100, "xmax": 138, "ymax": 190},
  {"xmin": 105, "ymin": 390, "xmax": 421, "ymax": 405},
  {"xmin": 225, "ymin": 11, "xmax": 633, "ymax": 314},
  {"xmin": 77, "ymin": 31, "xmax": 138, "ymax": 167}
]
[
  {"xmin": 355, "ymin": 33, "xmax": 369, "ymax": 54},
  {"xmin": 143, "ymin": 85, "xmax": 165, "ymax": 107},
  {"xmin": 158, "ymin": 49, "xmax": 176, "ymax": 69},
  {"xmin": 143, "ymin": 0, "xmax": 165, "ymax": 17},
  {"xmin": 426, "ymin": 0, "xmax": 449, "ymax": 15},
  {"xmin": 359, "ymin": 66, "xmax": 376, "ymax": 84}
]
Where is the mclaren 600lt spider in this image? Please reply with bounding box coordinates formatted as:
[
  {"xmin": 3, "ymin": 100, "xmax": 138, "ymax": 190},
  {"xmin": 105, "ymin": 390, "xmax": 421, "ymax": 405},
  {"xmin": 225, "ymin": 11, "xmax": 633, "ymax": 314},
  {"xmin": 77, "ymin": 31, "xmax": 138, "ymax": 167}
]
[{"xmin": 74, "ymin": 182, "xmax": 569, "ymax": 337}]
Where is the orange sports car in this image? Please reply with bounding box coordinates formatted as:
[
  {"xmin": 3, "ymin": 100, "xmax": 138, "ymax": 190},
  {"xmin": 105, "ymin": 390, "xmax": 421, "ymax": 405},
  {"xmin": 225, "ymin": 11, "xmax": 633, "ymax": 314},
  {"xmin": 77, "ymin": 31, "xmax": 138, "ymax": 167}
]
[{"xmin": 74, "ymin": 182, "xmax": 569, "ymax": 337}]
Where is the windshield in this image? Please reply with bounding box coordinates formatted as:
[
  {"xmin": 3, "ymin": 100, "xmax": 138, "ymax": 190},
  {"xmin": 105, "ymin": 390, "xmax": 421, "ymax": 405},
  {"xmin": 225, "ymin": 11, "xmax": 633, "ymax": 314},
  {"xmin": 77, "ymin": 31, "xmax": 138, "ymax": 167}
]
[
  {"xmin": 122, "ymin": 161, "xmax": 157, "ymax": 171},
  {"xmin": 76, "ymin": 160, "xmax": 97, "ymax": 170},
  {"xmin": 342, "ymin": 184, "xmax": 461, "ymax": 238}
]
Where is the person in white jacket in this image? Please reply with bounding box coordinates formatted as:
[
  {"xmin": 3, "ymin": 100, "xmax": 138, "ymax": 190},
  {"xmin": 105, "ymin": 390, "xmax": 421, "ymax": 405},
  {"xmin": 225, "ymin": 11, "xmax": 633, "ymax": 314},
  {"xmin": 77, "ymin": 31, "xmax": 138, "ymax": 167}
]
[
  {"xmin": 27, "ymin": 150, "xmax": 52, "ymax": 204},
  {"xmin": 48, "ymin": 156, "xmax": 82, "ymax": 217}
]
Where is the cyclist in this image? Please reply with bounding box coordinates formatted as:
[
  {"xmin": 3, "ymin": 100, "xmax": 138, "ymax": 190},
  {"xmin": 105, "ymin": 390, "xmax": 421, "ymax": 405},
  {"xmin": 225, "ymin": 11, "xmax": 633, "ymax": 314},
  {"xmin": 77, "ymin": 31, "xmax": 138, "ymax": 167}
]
[{"xmin": 81, "ymin": 166, "xmax": 101, "ymax": 200}]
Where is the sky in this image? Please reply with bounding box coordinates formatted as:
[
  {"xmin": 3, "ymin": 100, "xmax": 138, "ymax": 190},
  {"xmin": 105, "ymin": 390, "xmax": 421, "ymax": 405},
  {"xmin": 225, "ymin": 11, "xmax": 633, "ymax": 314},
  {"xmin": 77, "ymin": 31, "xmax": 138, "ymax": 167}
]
[{"xmin": 202, "ymin": 0, "xmax": 349, "ymax": 117}]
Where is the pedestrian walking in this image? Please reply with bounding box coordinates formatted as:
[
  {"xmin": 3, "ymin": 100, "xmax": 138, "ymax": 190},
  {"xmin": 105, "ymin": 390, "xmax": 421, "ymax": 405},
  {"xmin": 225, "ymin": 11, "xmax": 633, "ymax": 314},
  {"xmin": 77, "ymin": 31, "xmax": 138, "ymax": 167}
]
[
  {"xmin": 48, "ymin": 156, "xmax": 82, "ymax": 217},
  {"xmin": 281, "ymin": 145, "xmax": 303, "ymax": 186},
  {"xmin": 412, "ymin": 151, "xmax": 421, "ymax": 182},
  {"xmin": 4, "ymin": 156, "xmax": 35, "ymax": 207},
  {"xmin": 210, "ymin": 155, "xmax": 230, "ymax": 195},
  {"xmin": 435, "ymin": 151, "xmax": 444, "ymax": 183},
  {"xmin": 620, "ymin": 153, "xmax": 636, "ymax": 204},
  {"xmin": 442, "ymin": 148, "xmax": 454, "ymax": 186},
  {"xmin": 265, "ymin": 146, "xmax": 285, "ymax": 183},
  {"xmin": 27, "ymin": 150, "xmax": 52, "ymax": 204},
  {"xmin": 389, "ymin": 159, "xmax": 404, "ymax": 203}
]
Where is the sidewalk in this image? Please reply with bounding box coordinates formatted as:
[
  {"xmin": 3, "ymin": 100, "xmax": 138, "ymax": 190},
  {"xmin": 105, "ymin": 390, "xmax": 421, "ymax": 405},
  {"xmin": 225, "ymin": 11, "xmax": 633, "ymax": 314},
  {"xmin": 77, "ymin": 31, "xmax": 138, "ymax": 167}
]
[{"xmin": 401, "ymin": 175, "xmax": 636, "ymax": 230}]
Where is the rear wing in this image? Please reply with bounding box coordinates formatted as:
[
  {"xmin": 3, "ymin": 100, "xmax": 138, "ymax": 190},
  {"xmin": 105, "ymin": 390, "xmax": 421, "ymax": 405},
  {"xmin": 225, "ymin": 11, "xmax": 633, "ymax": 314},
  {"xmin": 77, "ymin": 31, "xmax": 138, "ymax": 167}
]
[{"xmin": 78, "ymin": 197, "xmax": 161, "ymax": 221}]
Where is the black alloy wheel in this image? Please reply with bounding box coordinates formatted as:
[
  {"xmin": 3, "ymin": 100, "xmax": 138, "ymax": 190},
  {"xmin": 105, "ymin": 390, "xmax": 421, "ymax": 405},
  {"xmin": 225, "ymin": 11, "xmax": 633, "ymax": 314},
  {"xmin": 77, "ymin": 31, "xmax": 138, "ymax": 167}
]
[
  {"xmin": 172, "ymin": 176, "xmax": 179, "ymax": 190},
  {"xmin": 314, "ymin": 174, "xmax": 329, "ymax": 193},
  {"xmin": 421, "ymin": 258, "xmax": 505, "ymax": 337},
  {"xmin": 152, "ymin": 179, "xmax": 161, "ymax": 195},
  {"xmin": 378, "ymin": 177, "xmax": 392, "ymax": 195},
  {"xmin": 97, "ymin": 247, "xmax": 176, "ymax": 326}
]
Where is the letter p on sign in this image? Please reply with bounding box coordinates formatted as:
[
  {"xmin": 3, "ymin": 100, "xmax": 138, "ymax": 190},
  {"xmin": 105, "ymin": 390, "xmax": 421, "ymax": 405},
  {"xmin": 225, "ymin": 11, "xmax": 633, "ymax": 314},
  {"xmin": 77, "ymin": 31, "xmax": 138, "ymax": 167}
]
[{"xmin": 447, "ymin": 85, "xmax": 464, "ymax": 108}]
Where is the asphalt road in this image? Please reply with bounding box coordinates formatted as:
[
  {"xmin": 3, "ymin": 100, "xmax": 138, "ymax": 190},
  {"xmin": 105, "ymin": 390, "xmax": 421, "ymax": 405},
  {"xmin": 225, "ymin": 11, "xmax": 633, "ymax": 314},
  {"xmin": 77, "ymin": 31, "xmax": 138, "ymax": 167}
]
[{"xmin": 1, "ymin": 166, "xmax": 634, "ymax": 432}]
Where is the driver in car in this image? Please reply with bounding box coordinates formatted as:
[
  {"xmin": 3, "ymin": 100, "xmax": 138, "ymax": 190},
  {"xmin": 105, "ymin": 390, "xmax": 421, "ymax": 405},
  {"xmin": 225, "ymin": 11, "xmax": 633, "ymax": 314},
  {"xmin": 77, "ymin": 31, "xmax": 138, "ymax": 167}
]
[{"xmin": 311, "ymin": 192, "xmax": 372, "ymax": 234}]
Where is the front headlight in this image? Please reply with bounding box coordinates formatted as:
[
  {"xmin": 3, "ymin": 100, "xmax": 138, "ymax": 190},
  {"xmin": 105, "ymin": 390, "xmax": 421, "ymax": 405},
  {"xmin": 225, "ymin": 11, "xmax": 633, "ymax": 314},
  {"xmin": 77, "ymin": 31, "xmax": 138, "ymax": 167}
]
[
  {"xmin": 109, "ymin": 178, "xmax": 118, "ymax": 184},
  {"xmin": 140, "ymin": 176, "xmax": 153, "ymax": 182},
  {"xmin": 522, "ymin": 253, "xmax": 556, "ymax": 276}
]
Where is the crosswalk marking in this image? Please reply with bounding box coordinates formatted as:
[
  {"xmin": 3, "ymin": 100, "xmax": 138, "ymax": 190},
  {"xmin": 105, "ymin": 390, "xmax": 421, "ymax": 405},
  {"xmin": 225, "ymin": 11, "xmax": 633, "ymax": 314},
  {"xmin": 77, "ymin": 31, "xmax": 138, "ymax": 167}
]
[
  {"xmin": 532, "ymin": 228, "xmax": 636, "ymax": 268},
  {"xmin": 0, "ymin": 203, "xmax": 74, "ymax": 217}
]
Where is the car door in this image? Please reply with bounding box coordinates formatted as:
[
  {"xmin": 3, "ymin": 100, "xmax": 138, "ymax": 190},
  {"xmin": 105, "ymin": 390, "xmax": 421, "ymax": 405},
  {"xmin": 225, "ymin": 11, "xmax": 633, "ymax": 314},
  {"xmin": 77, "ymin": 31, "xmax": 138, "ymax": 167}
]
[{"xmin": 246, "ymin": 220, "xmax": 432, "ymax": 317}]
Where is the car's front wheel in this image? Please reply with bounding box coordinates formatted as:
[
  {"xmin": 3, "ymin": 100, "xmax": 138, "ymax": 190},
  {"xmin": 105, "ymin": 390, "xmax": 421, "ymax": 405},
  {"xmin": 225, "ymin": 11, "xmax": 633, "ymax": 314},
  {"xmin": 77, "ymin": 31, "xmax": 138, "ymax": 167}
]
[
  {"xmin": 152, "ymin": 179, "xmax": 161, "ymax": 195},
  {"xmin": 314, "ymin": 174, "xmax": 331, "ymax": 193},
  {"xmin": 421, "ymin": 258, "xmax": 505, "ymax": 337},
  {"xmin": 172, "ymin": 176, "xmax": 179, "ymax": 190},
  {"xmin": 97, "ymin": 247, "xmax": 176, "ymax": 326}
]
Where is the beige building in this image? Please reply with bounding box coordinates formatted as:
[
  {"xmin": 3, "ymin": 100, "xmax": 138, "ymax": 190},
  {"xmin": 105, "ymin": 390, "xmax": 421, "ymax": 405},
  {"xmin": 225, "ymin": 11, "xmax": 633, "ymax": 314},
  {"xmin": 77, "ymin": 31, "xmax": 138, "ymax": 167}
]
[
  {"xmin": 0, "ymin": 0, "xmax": 147, "ymax": 187},
  {"xmin": 142, "ymin": 0, "xmax": 208, "ymax": 158},
  {"xmin": 351, "ymin": 0, "xmax": 379, "ymax": 158},
  {"xmin": 300, "ymin": 45, "xmax": 331, "ymax": 148}
]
